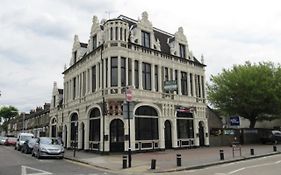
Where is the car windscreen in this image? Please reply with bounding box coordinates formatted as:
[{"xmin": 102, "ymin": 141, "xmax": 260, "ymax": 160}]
[
  {"xmin": 40, "ymin": 138, "xmax": 62, "ymax": 145},
  {"xmin": 20, "ymin": 135, "xmax": 33, "ymax": 141}
]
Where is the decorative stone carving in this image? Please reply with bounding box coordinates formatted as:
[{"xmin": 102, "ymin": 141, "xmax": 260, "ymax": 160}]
[
  {"xmin": 138, "ymin": 11, "xmax": 153, "ymax": 31},
  {"xmin": 201, "ymin": 54, "xmax": 204, "ymax": 64},
  {"xmin": 154, "ymin": 38, "xmax": 161, "ymax": 51},
  {"xmin": 175, "ymin": 27, "xmax": 187, "ymax": 43},
  {"xmin": 91, "ymin": 16, "xmax": 100, "ymax": 35}
]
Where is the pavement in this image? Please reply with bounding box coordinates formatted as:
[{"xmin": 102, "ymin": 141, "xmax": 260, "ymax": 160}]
[{"xmin": 64, "ymin": 144, "xmax": 281, "ymax": 174}]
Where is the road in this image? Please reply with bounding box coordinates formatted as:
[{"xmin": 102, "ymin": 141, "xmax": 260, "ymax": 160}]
[
  {"xmin": 0, "ymin": 146, "xmax": 114, "ymax": 175},
  {"xmin": 165, "ymin": 154, "xmax": 281, "ymax": 175}
]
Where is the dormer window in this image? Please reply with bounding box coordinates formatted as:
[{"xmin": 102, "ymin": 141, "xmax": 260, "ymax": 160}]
[
  {"xmin": 73, "ymin": 51, "xmax": 77, "ymax": 63},
  {"xmin": 141, "ymin": 31, "xmax": 150, "ymax": 48},
  {"xmin": 179, "ymin": 43, "xmax": 186, "ymax": 58},
  {"xmin": 92, "ymin": 35, "xmax": 97, "ymax": 50}
]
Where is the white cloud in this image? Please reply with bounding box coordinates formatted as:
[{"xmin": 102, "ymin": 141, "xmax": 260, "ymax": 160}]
[{"xmin": 0, "ymin": 0, "xmax": 280, "ymax": 112}]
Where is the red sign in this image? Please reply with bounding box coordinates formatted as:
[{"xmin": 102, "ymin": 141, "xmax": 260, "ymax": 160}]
[{"xmin": 126, "ymin": 88, "xmax": 133, "ymax": 102}]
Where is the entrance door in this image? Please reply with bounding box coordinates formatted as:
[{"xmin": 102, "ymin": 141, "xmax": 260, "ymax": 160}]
[
  {"xmin": 199, "ymin": 121, "xmax": 205, "ymax": 146},
  {"xmin": 110, "ymin": 119, "xmax": 124, "ymax": 152},
  {"xmin": 81, "ymin": 123, "xmax": 85, "ymax": 150},
  {"xmin": 164, "ymin": 120, "xmax": 172, "ymax": 149}
]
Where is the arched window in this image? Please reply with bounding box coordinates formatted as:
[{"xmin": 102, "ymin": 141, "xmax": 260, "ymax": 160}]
[
  {"xmin": 89, "ymin": 108, "xmax": 101, "ymax": 141},
  {"xmin": 135, "ymin": 106, "xmax": 158, "ymax": 140}
]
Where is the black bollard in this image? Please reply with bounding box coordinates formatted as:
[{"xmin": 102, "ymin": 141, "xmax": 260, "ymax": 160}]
[
  {"xmin": 250, "ymin": 148, "xmax": 254, "ymax": 155},
  {"xmin": 220, "ymin": 150, "xmax": 224, "ymax": 160},
  {"xmin": 177, "ymin": 154, "xmax": 182, "ymax": 167},
  {"xmin": 273, "ymin": 145, "xmax": 277, "ymax": 152},
  {"xmin": 151, "ymin": 159, "xmax": 156, "ymax": 169},
  {"xmin": 123, "ymin": 155, "xmax": 127, "ymax": 169}
]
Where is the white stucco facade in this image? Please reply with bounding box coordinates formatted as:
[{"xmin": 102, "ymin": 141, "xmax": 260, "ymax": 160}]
[{"xmin": 50, "ymin": 12, "xmax": 209, "ymax": 153}]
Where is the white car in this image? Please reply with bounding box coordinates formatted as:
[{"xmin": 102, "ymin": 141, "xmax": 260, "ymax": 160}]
[
  {"xmin": 0, "ymin": 136, "xmax": 8, "ymax": 145},
  {"xmin": 15, "ymin": 133, "xmax": 34, "ymax": 151}
]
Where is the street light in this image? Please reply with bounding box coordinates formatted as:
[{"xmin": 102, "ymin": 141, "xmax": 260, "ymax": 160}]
[{"xmin": 22, "ymin": 113, "xmax": 25, "ymax": 133}]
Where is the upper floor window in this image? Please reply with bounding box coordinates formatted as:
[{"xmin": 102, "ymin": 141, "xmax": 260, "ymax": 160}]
[
  {"xmin": 92, "ymin": 35, "xmax": 97, "ymax": 50},
  {"xmin": 141, "ymin": 31, "xmax": 150, "ymax": 48},
  {"xmin": 111, "ymin": 57, "xmax": 118, "ymax": 87},
  {"xmin": 115, "ymin": 27, "xmax": 118, "ymax": 40},
  {"xmin": 121, "ymin": 57, "xmax": 126, "ymax": 86},
  {"xmin": 110, "ymin": 27, "xmax": 113, "ymax": 40},
  {"xmin": 142, "ymin": 62, "xmax": 151, "ymax": 90},
  {"xmin": 179, "ymin": 43, "xmax": 186, "ymax": 58},
  {"xmin": 135, "ymin": 60, "xmax": 139, "ymax": 88},
  {"xmin": 155, "ymin": 65, "xmax": 158, "ymax": 91},
  {"xmin": 92, "ymin": 66, "xmax": 96, "ymax": 92},
  {"xmin": 120, "ymin": 28, "xmax": 123, "ymax": 41}
]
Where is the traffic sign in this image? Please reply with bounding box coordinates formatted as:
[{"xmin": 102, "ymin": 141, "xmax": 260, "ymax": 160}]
[{"xmin": 126, "ymin": 88, "xmax": 133, "ymax": 102}]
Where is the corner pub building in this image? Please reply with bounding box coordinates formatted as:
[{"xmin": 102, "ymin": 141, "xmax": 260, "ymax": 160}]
[{"xmin": 50, "ymin": 12, "xmax": 209, "ymax": 153}]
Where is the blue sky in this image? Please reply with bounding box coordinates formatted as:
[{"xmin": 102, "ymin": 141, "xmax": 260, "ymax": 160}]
[{"xmin": 0, "ymin": 0, "xmax": 281, "ymax": 112}]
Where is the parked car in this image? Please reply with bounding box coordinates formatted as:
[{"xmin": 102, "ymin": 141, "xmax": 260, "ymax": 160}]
[
  {"xmin": 0, "ymin": 136, "xmax": 8, "ymax": 145},
  {"xmin": 15, "ymin": 133, "xmax": 34, "ymax": 151},
  {"xmin": 32, "ymin": 137, "xmax": 64, "ymax": 159},
  {"xmin": 260, "ymin": 130, "xmax": 281, "ymax": 144},
  {"xmin": 21, "ymin": 138, "xmax": 37, "ymax": 154},
  {"xmin": 4, "ymin": 137, "xmax": 17, "ymax": 146}
]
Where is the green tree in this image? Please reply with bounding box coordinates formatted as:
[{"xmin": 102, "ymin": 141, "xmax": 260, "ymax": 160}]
[
  {"xmin": 207, "ymin": 62, "xmax": 281, "ymax": 128},
  {"xmin": 0, "ymin": 106, "xmax": 19, "ymax": 132}
]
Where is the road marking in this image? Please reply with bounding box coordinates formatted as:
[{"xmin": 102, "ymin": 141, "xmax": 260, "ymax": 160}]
[
  {"xmin": 228, "ymin": 167, "xmax": 245, "ymax": 174},
  {"xmin": 21, "ymin": 166, "xmax": 52, "ymax": 175}
]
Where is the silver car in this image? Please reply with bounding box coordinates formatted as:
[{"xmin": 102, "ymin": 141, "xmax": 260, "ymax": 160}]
[{"xmin": 32, "ymin": 137, "xmax": 64, "ymax": 159}]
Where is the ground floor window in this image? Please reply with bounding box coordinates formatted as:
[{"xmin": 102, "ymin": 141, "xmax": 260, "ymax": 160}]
[
  {"xmin": 135, "ymin": 117, "xmax": 158, "ymax": 140},
  {"xmin": 89, "ymin": 119, "xmax": 100, "ymax": 141},
  {"xmin": 177, "ymin": 119, "xmax": 194, "ymax": 139}
]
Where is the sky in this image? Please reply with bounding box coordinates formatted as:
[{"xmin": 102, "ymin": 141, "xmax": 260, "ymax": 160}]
[{"xmin": 0, "ymin": 0, "xmax": 280, "ymax": 112}]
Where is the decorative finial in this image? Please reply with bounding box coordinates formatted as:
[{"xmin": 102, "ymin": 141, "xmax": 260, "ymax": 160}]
[
  {"xmin": 201, "ymin": 54, "xmax": 204, "ymax": 64},
  {"xmin": 142, "ymin": 11, "xmax": 148, "ymax": 20},
  {"xmin": 53, "ymin": 81, "xmax": 57, "ymax": 88},
  {"xmin": 92, "ymin": 16, "xmax": 98, "ymax": 24},
  {"xmin": 178, "ymin": 27, "xmax": 184, "ymax": 33}
]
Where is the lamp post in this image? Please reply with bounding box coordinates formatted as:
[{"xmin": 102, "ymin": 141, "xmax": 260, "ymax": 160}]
[
  {"xmin": 125, "ymin": 87, "xmax": 132, "ymax": 167},
  {"xmin": 22, "ymin": 113, "xmax": 25, "ymax": 133}
]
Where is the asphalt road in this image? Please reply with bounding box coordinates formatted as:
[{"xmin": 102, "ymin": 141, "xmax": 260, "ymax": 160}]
[
  {"xmin": 165, "ymin": 154, "xmax": 281, "ymax": 175},
  {"xmin": 0, "ymin": 145, "xmax": 114, "ymax": 175}
]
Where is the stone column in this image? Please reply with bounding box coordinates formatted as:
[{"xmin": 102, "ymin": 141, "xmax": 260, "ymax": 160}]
[
  {"xmin": 67, "ymin": 122, "xmax": 71, "ymax": 148},
  {"xmin": 151, "ymin": 63, "xmax": 155, "ymax": 92},
  {"xmin": 118, "ymin": 57, "xmax": 121, "ymax": 93},
  {"xmin": 139, "ymin": 61, "xmax": 143, "ymax": 90},
  {"xmin": 177, "ymin": 70, "xmax": 182, "ymax": 95},
  {"xmin": 158, "ymin": 66, "xmax": 162, "ymax": 93},
  {"xmin": 108, "ymin": 58, "xmax": 111, "ymax": 94},
  {"xmin": 172, "ymin": 118, "xmax": 178, "ymax": 148},
  {"xmin": 84, "ymin": 119, "xmax": 89, "ymax": 150},
  {"xmin": 159, "ymin": 118, "xmax": 165, "ymax": 149},
  {"xmin": 132, "ymin": 59, "xmax": 135, "ymax": 88}
]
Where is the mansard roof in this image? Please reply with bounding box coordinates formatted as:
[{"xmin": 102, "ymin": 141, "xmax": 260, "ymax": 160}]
[{"xmin": 118, "ymin": 15, "xmax": 173, "ymax": 55}]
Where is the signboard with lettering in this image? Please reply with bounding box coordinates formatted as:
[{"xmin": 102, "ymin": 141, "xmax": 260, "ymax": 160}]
[
  {"xmin": 230, "ymin": 116, "xmax": 240, "ymax": 126},
  {"xmin": 164, "ymin": 80, "xmax": 178, "ymax": 92}
]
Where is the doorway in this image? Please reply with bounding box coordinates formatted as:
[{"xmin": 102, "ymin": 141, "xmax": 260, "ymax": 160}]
[
  {"xmin": 199, "ymin": 121, "xmax": 205, "ymax": 146},
  {"xmin": 110, "ymin": 119, "xmax": 124, "ymax": 152},
  {"xmin": 81, "ymin": 122, "xmax": 85, "ymax": 150},
  {"xmin": 164, "ymin": 120, "xmax": 172, "ymax": 149}
]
